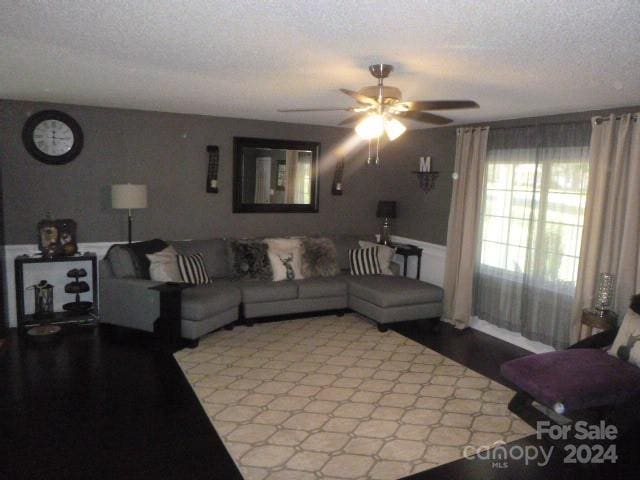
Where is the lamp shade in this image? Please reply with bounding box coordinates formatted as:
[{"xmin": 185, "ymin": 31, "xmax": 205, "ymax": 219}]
[
  {"xmin": 376, "ymin": 201, "xmax": 397, "ymax": 218},
  {"xmin": 111, "ymin": 184, "xmax": 148, "ymax": 209}
]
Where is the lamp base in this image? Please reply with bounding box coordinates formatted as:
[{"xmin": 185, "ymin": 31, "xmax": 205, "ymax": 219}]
[{"xmin": 380, "ymin": 219, "xmax": 392, "ymax": 246}]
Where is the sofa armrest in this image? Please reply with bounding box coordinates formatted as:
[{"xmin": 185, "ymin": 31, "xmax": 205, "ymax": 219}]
[
  {"xmin": 99, "ymin": 277, "xmax": 163, "ymax": 332},
  {"xmin": 568, "ymin": 327, "xmax": 619, "ymax": 350}
]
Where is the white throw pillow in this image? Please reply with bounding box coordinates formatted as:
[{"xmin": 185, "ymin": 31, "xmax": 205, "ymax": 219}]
[
  {"xmin": 146, "ymin": 246, "xmax": 181, "ymax": 282},
  {"xmin": 359, "ymin": 240, "xmax": 396, "ymax": 275},
  {"xmin": 264, "ymin": 238, "xmax": 304, "ymax": 281},
  {"xmin": 608, "ymin": 308, "xmax": 640, "ymax": 367}
]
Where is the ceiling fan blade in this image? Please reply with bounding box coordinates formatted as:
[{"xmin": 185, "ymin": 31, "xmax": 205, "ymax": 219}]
[
  {"xmin": 278, "ymin": 107, "xmax": 354, "ymax": 112},
  {"xmin": 338, "ymin": 113, "xmax": 366, "ymax": 125},
  {"xmin": 392, "ymin": 111, "xmax": 453, "ymax": 125},
  {"xmin": 339, "ymin": 88, "xmax": 379, "ymax": 106},
  {"xmin": 392, "ymin": 100, "xmax": 479, "ymax": 112}
]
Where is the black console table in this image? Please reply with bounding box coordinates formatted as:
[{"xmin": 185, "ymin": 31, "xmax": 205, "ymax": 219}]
[
  {"xmin": 15, "ymin": 253, "xmax": 99, "ymax": 331},
  {"xmin": 392, "ymin": 244, "xmax": 423, "ymax": 280}
]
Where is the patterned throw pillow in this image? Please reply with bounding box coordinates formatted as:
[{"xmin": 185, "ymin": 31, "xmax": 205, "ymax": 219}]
[
  {"xmin": 177, "ymin": 253, "xmax": 210, "ymax": 285},
  {"xmin": 228, "ymin": 240, "xmax": 273, "ymax": 281},
  {"xmin": 359, "ymin": 240, "xmax": 396, "ymax": 275},
  {"xmin": 349, "ymin": 247, "xmax": 382, "ymax": 276},
  {"xmin": 264, "ymin": 238, "xmax": 304, "ymax": 281},
  {"xmin": 608, "ymin": 308, "xmax": 640, "ymax": 367}
]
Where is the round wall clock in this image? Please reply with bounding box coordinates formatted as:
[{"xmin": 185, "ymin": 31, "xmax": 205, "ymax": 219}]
[{"xmin": 22, "ymin": 110, "xmax": 84, "ymax": 165}]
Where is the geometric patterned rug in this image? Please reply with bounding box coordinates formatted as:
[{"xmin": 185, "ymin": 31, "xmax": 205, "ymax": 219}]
[{"xmin": 175, "ymin": 314, "xmax": 533, "ymax": 480}]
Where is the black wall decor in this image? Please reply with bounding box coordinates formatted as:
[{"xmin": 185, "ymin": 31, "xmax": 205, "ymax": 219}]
[
  {"xmin": 206, "ymin": 145, "xmax": 219, "ymax": 193},
  {"xmin": 332, "ymin": 158, "xmax": 345, "ymax": 195}
]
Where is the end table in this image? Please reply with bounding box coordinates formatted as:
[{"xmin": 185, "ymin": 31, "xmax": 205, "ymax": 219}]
[
  {"xmin": 150, "ymin": 282, "xmax": 195, "ymax": 351},
  {"xmin": 581, "ymin": 308, "xmax": 618, "ymax": 338},
  {"xmin": 392, "ymin": 244, "xmax": 423, "ymax": 279}
]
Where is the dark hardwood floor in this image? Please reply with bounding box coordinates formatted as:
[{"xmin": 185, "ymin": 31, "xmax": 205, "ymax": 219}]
[
  {"xmin": 0, "ymin": 326, "xmax": 242, "ymax": 480},
  {"xmin": 1, "ymin": 318, "xmax": 637, "ymax": 479}
]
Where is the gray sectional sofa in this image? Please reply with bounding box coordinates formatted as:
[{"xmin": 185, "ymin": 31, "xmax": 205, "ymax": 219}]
[{"xmin": 99, "ymin": 235, "xmax": 443, "ymax": 341}]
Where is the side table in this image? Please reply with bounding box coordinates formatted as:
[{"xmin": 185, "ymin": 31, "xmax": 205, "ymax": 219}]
[
  {"xmin": 149, "ymin": 282, "xmax": 196, "ymax": 351},
  {"xmin": 581, "ymin": 308, "xmax": 618, "ymax": 338},
  {"xmin": 392, "ymin": 244, "xmax": 423, "ymax": 279}
]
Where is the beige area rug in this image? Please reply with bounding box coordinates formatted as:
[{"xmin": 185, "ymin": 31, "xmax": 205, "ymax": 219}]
[{"xmin": 175, "ymin": 315, "xmax": 533, "ymax": 480}]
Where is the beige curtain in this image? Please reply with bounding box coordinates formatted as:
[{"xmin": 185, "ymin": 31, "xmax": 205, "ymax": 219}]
[
  {"xmin": 443, "ymin": 127, "xmax": 489, "ymax": 328},
  {"xmin": 571, "ymin": 113, "xmax": 640, "ymax": 342}
]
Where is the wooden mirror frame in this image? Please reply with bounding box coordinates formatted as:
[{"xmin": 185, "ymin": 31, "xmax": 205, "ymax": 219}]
[{"xmin": 233, "ymin": 137, "xmax": 320, "ymax": 213}]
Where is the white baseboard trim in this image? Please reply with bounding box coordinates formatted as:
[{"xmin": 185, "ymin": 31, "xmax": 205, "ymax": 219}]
[
  {"xmin": 3, "ymin": 242, "xmax": 112, "ymax": 328},
  {"xmin": 470, "ymin": 317, "xmax": 555, "ymax": 353}
]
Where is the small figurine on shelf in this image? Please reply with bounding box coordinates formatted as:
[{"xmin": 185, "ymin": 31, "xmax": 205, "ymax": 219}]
[{"xmin": 63, "ymin": 268, "xmax": 93, "ymax": 315}]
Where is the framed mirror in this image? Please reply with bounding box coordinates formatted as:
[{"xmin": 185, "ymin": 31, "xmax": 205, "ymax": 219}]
[{"xmin": 233, "ymin": 137, "xmax": 320, "ymax": 213}]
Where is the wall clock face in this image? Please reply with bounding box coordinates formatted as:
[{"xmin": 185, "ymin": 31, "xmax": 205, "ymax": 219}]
[{"xmin": 22, "ymin": 110, "xmax": 84, "ymax": 165}]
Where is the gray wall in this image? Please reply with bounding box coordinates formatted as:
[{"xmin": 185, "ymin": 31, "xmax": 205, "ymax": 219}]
[
  {"xmin": 1, "ymin": 100, "xmax": 385, "ymax": 244},
  {"xmin": 3, "ymin": 99, "xmax": 637, "ymax": 247}
]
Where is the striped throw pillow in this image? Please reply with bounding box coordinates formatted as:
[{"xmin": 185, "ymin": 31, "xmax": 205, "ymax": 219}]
[
  {"xmin": 349, "ymin": 247, "xmax": 382, "ymax": 276},
  {"xmin": 177, "ymin": 253, "xmax": 210, "ymax": 285}
]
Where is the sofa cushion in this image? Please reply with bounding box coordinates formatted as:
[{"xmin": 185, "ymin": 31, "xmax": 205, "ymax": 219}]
[
  {"xmin": 171, "ymin": 239, "xmax": 230, "ymax": 279},
  {"xmin": 297, "ymin": 277, "xmax": 348, "ymax": 299},
  {"xmin": 181, "ymin": 283, "xmax": 241, "ymax": 321},
  {"xmin": 105, "ymin": 244, "xmax": 137, "ymax": 278},
  {"xmin": 501, "ymin": 348, "xmax": 640, "ymax": 412},
  {"xmin": 346, "ymin": 275, "xmax": 443, "ymax": 308},
  {"xmin": 240, "ymin": 281, "xmax": 298, "ymax": 304}
]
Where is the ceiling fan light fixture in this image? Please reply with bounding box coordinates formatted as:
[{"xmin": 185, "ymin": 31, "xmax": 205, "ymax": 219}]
[
  {"xmin": 355, "ymin": 114, "xmax": 384, "ymax": 140},
  {"xmin": 384, "ymin": 117, "xmax": 407, "ymax": 141}
]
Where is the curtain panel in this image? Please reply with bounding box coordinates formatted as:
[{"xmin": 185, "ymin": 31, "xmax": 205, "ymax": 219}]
[
  {"xmin": 571, "ymin": 113, "xmax": 640, "ymax": 342},
  {"xmin": 473, "ymin": 122, "xmax": 591, "ymax": 349},
  {"xmin": 443, "ymin": 127, "xmax": 489, "ymax": 328}
]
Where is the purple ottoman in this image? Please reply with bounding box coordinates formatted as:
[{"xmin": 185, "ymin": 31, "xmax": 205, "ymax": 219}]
[{"xmin": 501, "ymin": 349, "xmax": 640, "ymax": 413}]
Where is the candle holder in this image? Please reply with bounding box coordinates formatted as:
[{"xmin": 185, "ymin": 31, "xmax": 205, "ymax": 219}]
[{"xmin": 412, "ymin": 171, "xmax": 439, "ymax": 193}]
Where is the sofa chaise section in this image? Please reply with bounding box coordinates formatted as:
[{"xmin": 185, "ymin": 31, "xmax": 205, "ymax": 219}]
[{"xmin": 346, "ymin": 275, "xmax": 443, "ymax": 331}]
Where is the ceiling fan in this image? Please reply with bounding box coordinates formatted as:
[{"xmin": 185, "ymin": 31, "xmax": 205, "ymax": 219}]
[{"xmin": 278, "ymin": 64, "xmax": 479, "ymax": 144}]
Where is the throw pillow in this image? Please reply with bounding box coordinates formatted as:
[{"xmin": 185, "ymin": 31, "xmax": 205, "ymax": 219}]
[
  {"xmin": 359, "ymin": 240, "xmax": 396, "ymax": 275},
  {"xmin": 608, "ymin": 308, "xmax": 640, "ymax": 367},
  {"xmin": 228, "ymin": 240, "xmax": 273, "ymax": 281},
  {"xmin": 105, "ymin": 244, "xmax": 138, "ymax": 278},
  {"xmin": 146, "ymin": 246, "xmax": 181, "ymax": 282},
  {"xmin": 349, "ymin": 247, "xmax": 382, "ymax": 276},
  {"xmin": 264, "ymin": 238, "xmax": 304, "ymax": 280},
  {"xmin": 268, "ymin": 250, "xmax": 297, "ymax": 281},
  {"xmin": 177, "ymin": 253, "xmax": 210, "ymax": 285},
  {"xmin": 126, "ymin": 239, "xmax": 169, "ymax": 279},
  {"xmin": 301, "ymin": 237, "xmax": 340, "ymax": 278}
]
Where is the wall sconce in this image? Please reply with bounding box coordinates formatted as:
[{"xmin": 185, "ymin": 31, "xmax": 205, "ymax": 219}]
[{"xmin": 412, "ymin": 156, "xmax": 438, "ymax": 193}]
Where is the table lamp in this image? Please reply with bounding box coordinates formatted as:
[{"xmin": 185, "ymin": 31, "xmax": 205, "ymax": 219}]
[
  {"xmin": 376, "ymin": 201, "xmax": 396, "ymax": 246},
  {"xmin": 111, "ymin": 184, "xmax": 147, "ymax": 244}
]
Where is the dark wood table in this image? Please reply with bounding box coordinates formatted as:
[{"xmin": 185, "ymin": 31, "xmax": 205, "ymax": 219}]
[
  {"xmin": 392, "ymin": 244, "xmax": 423, "ymax": 279},
  {"xmin": 0, "ymin": 327, "xmax": 242, "ymax": 480},
  {"xmin": 581, "ymin": 308, "xmax": 618, "ymax": 337}
]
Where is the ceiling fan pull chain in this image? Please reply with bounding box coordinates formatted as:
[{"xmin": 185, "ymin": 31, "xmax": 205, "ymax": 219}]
[
  {"xmin": 366, "ymin": 139, "xmax": 372, "ymax": 165},
  {"xmin": 375, "ymin": 135, "xmax": 380, "ymax": 165}
]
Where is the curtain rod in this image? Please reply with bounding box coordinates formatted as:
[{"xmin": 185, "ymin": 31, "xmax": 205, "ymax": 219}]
[
  {"xmin": 593, "ymin": 114, "xmax": 639, "ymax": 124},
  {"xmin": 457, "ymin": 119, "xmax": 588, "ymax": 133},
  {"xmin": 457, "ymin": 114, "xmax": 638, "ymax": 133}
]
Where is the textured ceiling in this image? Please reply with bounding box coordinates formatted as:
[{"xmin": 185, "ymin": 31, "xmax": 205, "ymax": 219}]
[{"xmin": 2, "ymin": 1, "xmax": 639, "ymax": 128}]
